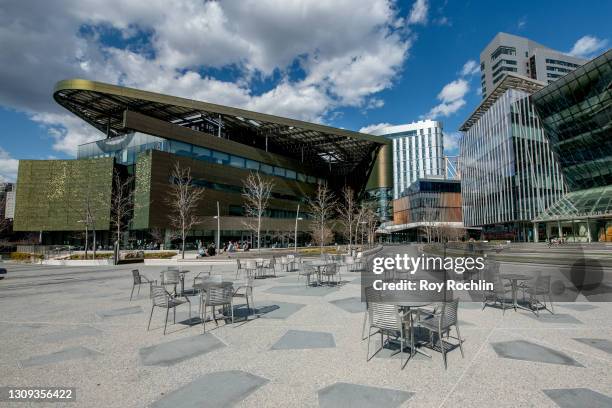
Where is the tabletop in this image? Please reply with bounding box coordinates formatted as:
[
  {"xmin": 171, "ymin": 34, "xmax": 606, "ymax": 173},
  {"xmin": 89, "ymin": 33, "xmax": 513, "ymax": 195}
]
[
  {"xmin": 193, "ymin": 281, "xmax": 234, "ymax": 290},
  {"xmin": 502, "ymin": 274, "xmax": 530, "ymax": 280}
]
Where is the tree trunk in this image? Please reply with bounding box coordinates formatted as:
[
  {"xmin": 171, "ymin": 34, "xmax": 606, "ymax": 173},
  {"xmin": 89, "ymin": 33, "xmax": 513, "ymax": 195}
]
[
  {"xmin": 92, "ymin": 229, "xmax": 96, "ymax": 260},
  {"xmin": 181, "ymin": 228, "xmax": 186, "ymax": 259},
  {"xmin": 84, "ymin": 225, "xmax": 89, "ymax": 259},
  {"xmin": 257, "ymin": 215, "xmax": 261, "ymax": 254}
]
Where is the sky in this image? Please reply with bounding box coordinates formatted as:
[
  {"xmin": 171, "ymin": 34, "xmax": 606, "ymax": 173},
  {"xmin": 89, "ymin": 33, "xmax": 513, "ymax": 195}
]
[{"xmin": 0, "ymin": 0, "xmax": 610, "ymax": 182}]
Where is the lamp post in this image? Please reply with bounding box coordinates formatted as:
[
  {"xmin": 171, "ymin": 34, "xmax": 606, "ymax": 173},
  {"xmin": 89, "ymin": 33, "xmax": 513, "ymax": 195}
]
[
  {"xmin": 214, "ymin": 201, "xmax": 220, "ymax": 253},
  {"xmin": 294, "ymin": 204, "xmax": 302, "ymax": 254},
  {"xmin": 360, "ymin": 220, "xmax": 367, "ymax": 250}
]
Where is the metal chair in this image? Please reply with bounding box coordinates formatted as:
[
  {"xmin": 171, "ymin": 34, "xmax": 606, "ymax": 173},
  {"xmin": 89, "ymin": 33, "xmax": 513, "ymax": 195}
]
[
  {"xmin": 193, "ymin": 266, "xmax": 213, "ymax": 287},
  {"xmin": 524, "ymin": 274, "xmax": 554, "ymax": 316},
  {"xmin": 245, "ymin": 260, "xmax": 258, "ymax": 278},
  {"xmin": 366, "ymin": 301, "xmax": 412, "ymax": 370},
  {"xmin": 161, "ymin": 270, "xmax": 180, "ymax": 296},
  {"xmin": 233, "ymin": 277, "xmax": 255, "ymax": 318},
  {"xmin": 147, "ymin": 286, "xmax": 191, "ymax": 335},
  {"xmin": 298, "ymin": 262, "xmax": 317, "ymax": 286},
  {"xmin": 362, "ymin": 287, "xmax": 382, "ymax": 340},
  {"xmin": 321, "ymin": 263, "xmax": 339, "ymax": 285},
  {"xmin": 235, "ymin": 259, "xmax": 246, "ymax": 279},
  {"xmin": 416, "ymin": 298, "xmax": 464, "ymax": 369},
  {"xmin": 130, "ymin": 269, "xmax": 153, "ymax": 301},
  {"xmin": 201, "ymin": 285, "xmax": 234, "ymax": 332},
  {"xmin": 263, "ymin": 258, "xmax": 276, "ymax": 277},
  {"xmin": 482, "ymin": 273, "xmax": 512, "ymax": 314}
]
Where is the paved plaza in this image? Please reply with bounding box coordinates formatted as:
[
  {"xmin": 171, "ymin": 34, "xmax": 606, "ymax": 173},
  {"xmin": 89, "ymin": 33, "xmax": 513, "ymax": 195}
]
[{"xmin": 1, "ymin": 245, "xmax": 612, "ymax": 407}]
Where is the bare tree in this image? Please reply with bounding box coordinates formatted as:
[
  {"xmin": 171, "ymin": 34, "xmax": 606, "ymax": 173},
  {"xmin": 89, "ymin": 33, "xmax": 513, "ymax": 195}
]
[
  {"xmin": 166, "ymin": 162, "xmax": 205, "ymax": 259},
  {"xmin": 309, "ymin": 224, "xmax": 334, "ymax": 248},
  {"xmin": 356, "ymin": 201, "xmax": 378, "ymax": 248},
  {"xmin": 308, "ymin": 183, "xmax": 337, "ymax": 254},
  {"xmin": 338, "ymin": 186, "xmax": 358, "ymax": 253},
  {"xmin": 110, "ymin": 170, "xmax": 134, "ymax": 250},
  {"xmin": 242, "ymin": 172, "xmax": 274, "ymax": 253},
  {"xmin": 421, "ymin": 207, "xmax": 439, "ymax": 243}
]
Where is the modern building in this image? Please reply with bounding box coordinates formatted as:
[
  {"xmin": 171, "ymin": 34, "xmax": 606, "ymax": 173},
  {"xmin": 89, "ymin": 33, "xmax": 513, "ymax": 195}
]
[
  {"xmin": 13, "ymin": 79, "xmax": 389, "ymax": 248},
  {"xmin": 385, "ymin": 178, "xmax": 476, "ymax": 242},
  {"xmin": 0, "ymin": 182, "xmax": 14, "ymax": 220},
  {"xmin": 460, "ymin": 73, "xmax": 567, "ymax": 241},
  {"xmin": 480, "ymin": 32, "xmax": 586, "ymax": 99},
  {"xmin": 368, "ymin": 120, "xmax": 445, "ymax": 199},
  {"xmin": 532, "ymin": 49, "xmax": 612, "ymax": 242}
]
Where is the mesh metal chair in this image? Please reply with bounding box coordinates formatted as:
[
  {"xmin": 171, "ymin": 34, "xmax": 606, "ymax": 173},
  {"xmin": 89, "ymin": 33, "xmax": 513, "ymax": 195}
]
[
  {"xmin": 482, "ymin": 273, "xmax": 512, "ymax": 314},
  {"xmin": 362, "ymin": 287, "xmax": 382, "ymax": 340},
  {"xmin": 366, "ymin": 301, "xmax": 411, "ymax": 370},
  {"xmin": 245, "ymin": 260, "xmax": 258, "ymax": 278},
  {"xmin": 321, "ymin": 263, "xmax": 339, "ymax": 284},
  {"xmin": 130, "ymin": 269, "xmax": 153, "ymax": 301},
  {"xmin": 298, "ymin": 263, "xmax": 317, "ymax": 286},
  {"xmin": 233, "ymin": 277, "xmax": 255, "ymax": 317},
  {"xmin": 161, "ymin": 270, "xmax": 180, "ymax": 296},
  {"xmin": 525, "ymin": 274, "xmax": 554, "ymax": 316},
  {"xmin": 263, "ymin": 258, "xmax": 276, "ymax": 277},
  {"xmin": 201, "ymin": 285, "xmax": 234, "ymax": 332},
  {"xmin": 416, "ymin": 298, "xmax": 463, "ymax": 369},
  {"xmin": 147, "ymin": 286, "xmax": 191, "ymax": 335}
]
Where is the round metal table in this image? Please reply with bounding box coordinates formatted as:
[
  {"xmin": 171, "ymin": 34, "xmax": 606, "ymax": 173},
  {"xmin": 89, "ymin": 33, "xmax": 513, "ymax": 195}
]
[{"xmin": 501, "ymin": 274, "xmax": 531, "ymax": 311}]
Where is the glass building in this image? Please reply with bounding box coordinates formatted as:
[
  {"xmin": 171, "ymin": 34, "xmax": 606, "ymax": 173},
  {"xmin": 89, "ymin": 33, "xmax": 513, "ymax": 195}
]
[
  {"xmin": 368, "ymin": 120, "xmax": 444, "ymax": 199},
  {"xmin": 460, "ymin": 74, "xmax": 567, "ymax": 241},
  {"xmin": 532, "ymin": 49, "xmax": 612, "ymax": 242}
]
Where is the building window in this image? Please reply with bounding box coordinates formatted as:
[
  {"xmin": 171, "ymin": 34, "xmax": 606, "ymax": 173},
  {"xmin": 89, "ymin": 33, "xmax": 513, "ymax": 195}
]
[{"xmin": 491, "ymin": 46, "xmax": 516, "ymax": 60}]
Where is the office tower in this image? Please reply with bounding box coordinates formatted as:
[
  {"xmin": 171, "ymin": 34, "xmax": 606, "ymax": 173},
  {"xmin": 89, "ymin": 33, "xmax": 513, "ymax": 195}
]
[
  {"xmin": 460, "ymin": 73, "xmax": 567, "ymax": 241},
  {"xmin": 480, "ymin": 32, "xmax": 586, "ymax": 98},
  {"xmin": 532, "ymin": 49, "xmax": 612, "ymax": 242},
  {"xmin": 369, "ymin": 120, "xmax": 444, "ymax": 199}
]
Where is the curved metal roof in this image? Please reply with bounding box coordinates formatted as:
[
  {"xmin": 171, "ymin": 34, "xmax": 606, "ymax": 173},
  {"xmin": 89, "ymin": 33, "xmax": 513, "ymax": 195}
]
[{"xmin": 54, "ymin": 79, "xmax": 388, "ymax": 176}]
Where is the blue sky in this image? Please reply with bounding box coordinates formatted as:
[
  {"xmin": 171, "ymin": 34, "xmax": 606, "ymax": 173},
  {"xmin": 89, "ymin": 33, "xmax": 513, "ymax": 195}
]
[{"xmin": 0, "ymin": 0, "xmax": 610, "ymax": 182}]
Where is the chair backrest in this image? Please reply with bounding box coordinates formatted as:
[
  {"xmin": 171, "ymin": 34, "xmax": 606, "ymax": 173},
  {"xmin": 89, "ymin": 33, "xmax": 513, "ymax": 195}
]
[
  {"xmin": 132, "ymin": 269, "xmax": 141, "ymax": 284},
  {"xmin": 438, "ymin": 298, "xmax": 459, "ymax": 328},
  {"xmin": 369, "ymin": 302, "xmax": 402, "ymax": 331},
  {"xmin": 246, "ymin": 260, "xmax": 256, "ymax": 269},
  {"xmin": 151, "ymin": 286, "xmax": 171, "ymax": 307},
  {"xmin": 206, "ymin": 286, "xmax": 234, "ymax": 306},
  {"xmin": 325, "ymin": 263, "xmax": 337, "ymax": 274},
  {"xmin": 303, "ymin": 263, "xmax": 315, "ymax": 273},
  {"xmin": 269, "ymin": 257, "xmax": 276, "ymax": 267},
  {"xmin": 162, "ymin": 270, "xmax": 180, "ymax": 284}
]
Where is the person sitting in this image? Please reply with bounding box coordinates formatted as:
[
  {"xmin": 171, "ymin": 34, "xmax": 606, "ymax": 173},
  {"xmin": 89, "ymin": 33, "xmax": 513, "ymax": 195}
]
[
  {"xmin": 197, "ymin": 246, "xmax": 206, "ymax": 258},
  {"xmin": 207, "ymin": 243, "xmax": 217, "ymax": 257},
  {"xmin": 227, "ymin": 241, "xmax": 236, "ymax": 252}
]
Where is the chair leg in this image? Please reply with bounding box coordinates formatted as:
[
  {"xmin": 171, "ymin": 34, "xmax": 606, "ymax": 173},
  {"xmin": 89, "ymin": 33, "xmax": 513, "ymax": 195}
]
[
  {"xmin": 361, "ymin": 310, "xmax": 368, "ymax": 340},
  {"xmin": 147, "ymin": 305, "xmax": 155, "ymax": 330},
  {"xmin": 173, "ymin": 306, "xmax": 176, "ymax": 323},
  {"xmin": 202, "ymin": 304, "xmax": 207, "ymax": 333},
  {"xmin": 455, "ymin": 324, "xmax": 464, "ymax": 358},
  {"xmin": 549, "ymin": 294, "xmax": 554, "ymax": 314},
  {"xmin": 164, "ymin": 308, "xmax": 169, "ymax": 335},
  {"xmin": 137, "ymin": 284, "xmax": 141, "ymax": 296},
  {"xmin": 130, "ymin": 285, "xmax": 135, "ymax": 301},
  {"xmin": 441, "ymin": 330, "xmax": 447, "ymax": 369},
  {"xmin": 230, "ymin": 301, "xmax": 234, "ymax": 324}
]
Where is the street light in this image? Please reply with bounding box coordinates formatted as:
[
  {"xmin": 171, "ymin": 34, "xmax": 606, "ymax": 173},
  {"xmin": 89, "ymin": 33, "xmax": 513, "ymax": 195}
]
[{"xmin": 294, "ymin": 204, "xmax": 303, "ymax": 254}]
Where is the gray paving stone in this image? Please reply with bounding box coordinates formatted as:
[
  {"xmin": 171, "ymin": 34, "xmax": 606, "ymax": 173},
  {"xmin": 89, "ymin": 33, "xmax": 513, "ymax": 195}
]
[
  {"xmin": 573, "ymin": 338, "xmax": 612, "ymax": 355},
  {"xmin": 96, "ymin": 306, "xmax": 143, "ymax": 318},
  {"xmin": 460, "ymin": 302, "xmax": 484, "ymax": 309},
  {"xmin": 543, "ymin": 388, "xmax": 612, "ymax": 408},
  {"xmin": 318, "ymin": 382, "xmax": 414, "ymax": 408},
  {"xmin": 151, "ymin": 370, "xmax": 268, "ymax": 408},
  {"xmin": 20, "ymin": 346, "xmax": 101, "ymax": 367},
  {"xmin": 528, "ymin": 314, "xmax": 583, "ymax": 324},
  {"xmin": 329, "ymin": 297, "xmax": 366, "ymax": 314},
  {"xmin": 41, "ymin": 325, "xmax": 102, "ymax": 342},
  {"xmin": 490, "ymin": 340, "xmax": 583, "ymax": 367},
  {"xmin": 271, "ymin": 329, "xmax": 336, "ymax": 350},
  {"xmin": 264, "ymin": 285, "xmax": 339, "ymax": 297},
  {"xmin": 557, "ymin": 303, "xmax": 598, "ymax": 311},
  {"xmin": 140, "ymin": 334, "xmax": 225, "ymax": 366},
  {"xmin": 257, "ymin": 301, "xmax": 306, "ymax": 319}
]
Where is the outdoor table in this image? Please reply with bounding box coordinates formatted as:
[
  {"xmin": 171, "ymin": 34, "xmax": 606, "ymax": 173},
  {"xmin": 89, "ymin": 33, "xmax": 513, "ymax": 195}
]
[
  {"xmin": 501, "ymin": 273, "xmax": 531, "ymax": 311},
  {"xmin": 380, "ymin": 298, "xmax": 433, "ymax": 358},
  {"xmin": 255, "ymin": 258, "xmax": 266, "ymax": 278},
  {"xmin": 193, "ymin": 281, "xmax": 235, "ymax": 321},
  {"xmin": 160, "ymin": 269, "xmax": 190, "ymax": 296},
  {"xmin": 310, "ymin": 261, "xmax": 335, "ymax": 285}
]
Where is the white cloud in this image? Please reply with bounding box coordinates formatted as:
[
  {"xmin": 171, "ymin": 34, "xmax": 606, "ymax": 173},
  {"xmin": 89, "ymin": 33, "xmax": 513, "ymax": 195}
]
[
  {"xmin": 0, "ymin": 0, "xmax": 413, "ymax": 156},
  {"xmin": 568, "ymin": 35, "xmax": 609, "ymax": 58},
  {"xmin": 425, "ymin": 78, "xmax": 469, "ymax": 119},
  {"xmin": 358, "ymin": 122, "xmax": 393, "ymax": 135},
  {"xmin": 460, "ymin": 60, "xmax": 480, "ymax": 76},
  {"xmin": 408, "ymin": 0, "xmax": 428, "ymax": 25},
  {"xmin": 443, "ymin": 131, "xmax": 461, "ymax": 154},
  {"xmin": 0, "ymin": 147, "xmax": 19, "ymax": 182}
]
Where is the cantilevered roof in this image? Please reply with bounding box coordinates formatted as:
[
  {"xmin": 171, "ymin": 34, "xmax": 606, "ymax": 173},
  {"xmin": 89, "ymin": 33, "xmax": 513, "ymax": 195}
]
[
  {"xmin": 54, "ymin": 79, "xmax": 388, "ymax": 176},
  {"xmin": 460, "ymin": 73, "xmax": 547, "ymax": 131}
]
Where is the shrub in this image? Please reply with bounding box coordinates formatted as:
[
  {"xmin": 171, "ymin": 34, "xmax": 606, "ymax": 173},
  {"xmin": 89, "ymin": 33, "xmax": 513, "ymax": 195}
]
[
  {"xmin": 10, "ymin": 252, "xmax": 44, "ymax": 262},
  {"xmin": 144, "ymin": 251, "xmax": 177, "ymax": 259}
]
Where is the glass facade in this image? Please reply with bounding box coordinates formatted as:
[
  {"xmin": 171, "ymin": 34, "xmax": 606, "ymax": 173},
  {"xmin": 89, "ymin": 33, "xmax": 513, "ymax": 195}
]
[
  {"xmin": 532, "ymin": 49, "xmax": 612, "ymax": 241},
  {"xmin": 77, "ymin": 132, "xmax": 324, "ymax": 185},
  {"xmin": 384, "ymin": 123, "xmax": 444, "ymax": 199},
  {"xmin": 461, "ymin": 88, "xmax": 566, "ymax": 230}
]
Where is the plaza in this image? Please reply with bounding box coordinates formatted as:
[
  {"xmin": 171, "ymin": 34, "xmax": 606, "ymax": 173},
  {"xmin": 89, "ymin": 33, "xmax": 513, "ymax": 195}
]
[{"xmin": 2, "ymin": 244, "xmax": 612, "ymax": 407}]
